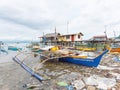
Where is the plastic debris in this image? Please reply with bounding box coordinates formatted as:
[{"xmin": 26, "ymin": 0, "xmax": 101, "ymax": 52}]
[
  {"xmin": 84, "ymin": 75, "xmax": 116, "ymax": 89},
  {"xmin": 57, "ymin": 81, "xmax": 68, "ymax": 86},
  {"xmin": 27, "ymin": 84, "xmax": 39, "ymax": 89},
  {"xmin": 110, "ymin": 72, "xmax": 120, "ymax": 80},
  {"xmin": 23, "ymin": 84, "xmax": 27, "ymax": 88},
  {"xmin": 112, "ymin": 56, "xmax": 120, "ymax": 62},
  {"xmin": 72, "ymin": 79, "xmax": 85, "ymax": 90},
  {"xmin": 66, "ymin": 85, "xmax": 74, "ymax": 90},
  {"xmin": 87, "ymin": 86, "xmax": 96, "ymax": 90}
]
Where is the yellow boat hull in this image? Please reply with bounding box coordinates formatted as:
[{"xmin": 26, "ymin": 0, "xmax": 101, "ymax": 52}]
[
  {"xmin": 76, "ymin": 47, "xmax": 96, "ymax": 51},
  {"xmin": 70, "ymin": 55, "xmax": 87, "ymax": 58},
  {"xmin": 109, "ymin": 48, "xmax": 120, "ymax": 54},
  {"xmin": 50, "ymin": 46, "xmax": 59, "ymax": 51}
]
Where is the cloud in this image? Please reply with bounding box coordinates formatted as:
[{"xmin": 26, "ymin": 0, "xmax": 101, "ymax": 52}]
[
  {"xmin": 0, "ymin": 19, "xmax": 41, "ymax": 40},
  {"xmin": 0, "ymin": 0, "xmax": 54, "ymax": 30},
  {"xmin": 0, "ymin": 0, "xmax": 120, "ymax": 41}
]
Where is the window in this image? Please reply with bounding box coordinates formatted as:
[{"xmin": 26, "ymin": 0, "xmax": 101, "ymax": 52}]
[
  {"xmin": 66, "ymin": 35, "xmax": 70, "ymax": 39},
  {"xmin": 78, "ymin": 35, "xmax": 80, "ymax": 39}
]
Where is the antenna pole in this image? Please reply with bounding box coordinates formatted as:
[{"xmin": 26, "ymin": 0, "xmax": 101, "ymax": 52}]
[
  {"xmin": 104, "ymin": 25, "xmax": 108, "ymax": 44},
  {"xmin": 67, "ymin": 21, "xmax": 69, "ymax": 34}
]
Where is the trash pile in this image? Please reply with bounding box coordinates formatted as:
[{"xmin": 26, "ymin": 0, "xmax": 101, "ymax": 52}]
[{"xmin": 12, "ymin": 50, "xmax": 120, "ymax": 90}]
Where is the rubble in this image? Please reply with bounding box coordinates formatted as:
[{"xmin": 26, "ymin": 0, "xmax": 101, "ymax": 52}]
[{"xmin": 84, "ymin": 75, "xmax": 116, "ymax": 89}]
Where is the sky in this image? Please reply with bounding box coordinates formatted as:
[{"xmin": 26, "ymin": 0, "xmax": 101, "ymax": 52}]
[{"xmin": 0, "ymin": 0, "xmax": 120, "ymax": 41}]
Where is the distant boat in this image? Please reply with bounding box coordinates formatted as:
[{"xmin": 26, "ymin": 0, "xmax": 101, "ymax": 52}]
[
  {"xmin": 0, "ymin": 41, "xmax": 8, "ymax": 54},
  {"xmin": 8, "ymin": 46, "xmax": 22, "ymax": 51},
  {"xmin": 110, "ymin": 48, "xmax": 120, "ymax": 53},
  {"xmin": 39, "ymin": 46, "xmax": 59, "ymax": 51},
  {"xmin": 59, "ymin": 50, "xmax": 108, "ymax": 67},
  {"xmin": 0, "ymin": 49, "xmax": 8, "ymax": 54},
  {"xmin": 31, "ymin": 45, "xmax": 41, "ymax": 52},
  {"xmin": 79, "ymin": 47, "xmax": 96, "ymax": 51},
  {"xmin": 109, "ymin": 44, "xmax": 120, "ymax": 54}
]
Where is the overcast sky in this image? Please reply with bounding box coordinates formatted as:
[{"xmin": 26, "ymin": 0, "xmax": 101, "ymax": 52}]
[{"xmin": 0, "ymin": 0, "xmax": 120, "ymax": 41}]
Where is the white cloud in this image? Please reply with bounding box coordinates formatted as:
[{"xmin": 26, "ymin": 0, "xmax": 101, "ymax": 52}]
[
  {"xmin": 0, "ymin": 0, "xmax": 120, "ymax": 41},
  {"xmin": 0, "ymin": 19, "xmax": 41, "ymax": 41}
]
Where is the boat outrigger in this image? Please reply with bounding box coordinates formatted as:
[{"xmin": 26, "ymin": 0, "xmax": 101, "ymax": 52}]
[
  {"xmin": 12, "ymin": 51, "xmax": 43, "ymax": 82},
  {"xmin": 13, "ymin": 56, "xmax": 43, "ymax": 81}
]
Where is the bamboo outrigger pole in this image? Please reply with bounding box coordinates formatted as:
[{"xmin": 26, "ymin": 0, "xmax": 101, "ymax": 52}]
[{"xmin": 13, "ymin": 50, "xmax": 43, "ymax": 82}]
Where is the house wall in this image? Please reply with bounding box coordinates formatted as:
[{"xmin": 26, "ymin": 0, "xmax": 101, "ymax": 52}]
[
  {"xmin": 74, "ymin": 34, "xmax": 82, "ymax": 41},
  {"xmin": 59, "ymin": 34, "xmax": 82, "ymax": 42},
  {"xmin": 58, "ymin": 36, "xmax": 65, "ymax": 41},
  {"xmin": 65, "ymin": 35, "xmax": 71, "ymax": 41},
  {"xmin": 41, "ymin": 33, "xmax": 83, "ymax": 43}
]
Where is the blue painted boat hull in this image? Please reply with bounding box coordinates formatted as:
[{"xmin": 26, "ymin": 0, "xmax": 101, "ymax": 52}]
[
  {"xmin": 32, "ymin": 49, "xmax": 43, "ymax": 53},
  {"xmin": 59, "ymin": 50, "xmax": 108, "ymax": 67},
  {"xmin": 8, "ymin": 47, "xmax": 22, "ymax": 51},
  {"xmin": 0, "ymin": 49, "xmax": 8, "ymax": 54}
]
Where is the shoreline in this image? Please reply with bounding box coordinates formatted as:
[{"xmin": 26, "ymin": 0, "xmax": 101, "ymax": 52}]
[{"xmin": 0, "ymin": 51, "xmax": 120, "ymax": 90}]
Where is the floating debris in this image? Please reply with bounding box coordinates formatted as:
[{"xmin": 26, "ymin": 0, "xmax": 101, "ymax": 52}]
[{"xmin": 66, "ymin": 84, "xmax": 74, "ymax": 90}]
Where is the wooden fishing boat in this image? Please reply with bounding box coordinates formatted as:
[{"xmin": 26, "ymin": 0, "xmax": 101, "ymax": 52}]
[
  {"xmin": 39, "ymin": 46, "xmax": 59, "ymax": 52},
  {"xmin": 32, "ymin": 49, "xmax": 43, "ymax": 52},
  {"xmin": 8, "ymin": 46, "xmax": 22, "ymax": 51},
  {"xmin": 0, "ymin": 41, "xmax": 8, "ymax": 54},
  {"xmin": 31, "ymin": 45, "xmax": 41, "ymax": 52},
  {"xmin": 82, "ymin": 47, "xmax": 96, "ymax": 51},
  {"xmin": 109, "ymin": 48, "xmax": 120, "ymax": 54},
  {"xmin": 59, "ymin": 50, "xmax": 108, "ymax": 67},
  {"xmin": 0, "ymin": 49, "xmax": 8, "ymax": 54},
  {"xmin": 78, "ymin": 47, "xmax": 96, "ymax": 51}
]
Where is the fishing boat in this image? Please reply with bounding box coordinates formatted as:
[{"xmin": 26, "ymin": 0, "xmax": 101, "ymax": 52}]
[
  {"xmin": 31, "ymin": 45, "xmax": 41, "ymax": 52},
  {"xmin": 109, "ymin": 44, "xmax": 120, "ymax": 54},
  {"xmin": 59, "ymin": 50, "xmax": 108, "ymax": 67},
  {"xmin": 39, "ymin": 46, "xmax": 59, "ymax": 52},
  {"xmin": 8, "ymin": 46, "xmax": 22, "ymax": 51},
  {"xmin": 0, "ymin": 41, "xmax": 8, "ymax": 54},
  {"xmin": 81, "ymin": 47, "xmax": 96, "ymax": 51},
  {"xmin": 0, "ymin": 49, "xmax": 8, "ymax": 54},
  {"xmin": 110, "ymin": 48, "xmax": 120, "ymax": 53}
]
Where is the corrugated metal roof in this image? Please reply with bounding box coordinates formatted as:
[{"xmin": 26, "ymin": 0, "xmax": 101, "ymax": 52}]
[
  {"xmin": 61, "ymin": 32, "xmax": 83, "ymax": 36},
  {"xmin": 44, "ymin": 33, "xmax": 60, "ymax": 37},
  {"xmin": 93, "ymin": 35, "xmax": 107, "ymax": 38},
  {"xmin": 39, "ymin": 33, "xmax": 60, "ymax": 38}
]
